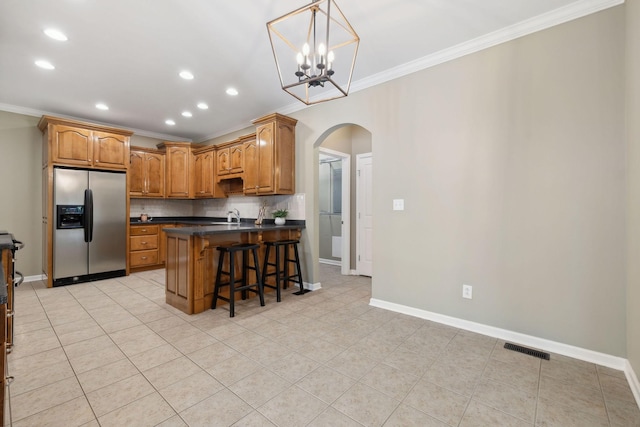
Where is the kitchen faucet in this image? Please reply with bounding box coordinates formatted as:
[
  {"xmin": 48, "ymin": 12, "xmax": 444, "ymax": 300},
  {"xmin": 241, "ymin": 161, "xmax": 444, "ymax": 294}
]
[{"xmin": 228, "ymin": 208, "xmax": 241, "ymax": 224}]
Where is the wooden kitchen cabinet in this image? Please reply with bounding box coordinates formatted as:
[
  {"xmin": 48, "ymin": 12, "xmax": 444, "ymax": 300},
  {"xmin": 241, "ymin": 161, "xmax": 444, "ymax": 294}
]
[
  {"xmin": 1, "ymin": 245, "xmax": 11, "ymax": 426},
  {"xmin": 216, "ymin": 140, "xmax": 244, "ymax": 178},
  {"xmin": 245, "ymin": 113, "xmax": 297, "ymax": 195},
  {"xmin": 130, "ymin": 147, "xmax": 165, "ymax": 197},
  {"xmin": 193, "ymin": 146, "xmax": 216, "ymax": 198},
  {"xmin": 130, "ymin": 224, "xmax": 160, "ymax": 270},
  {"xmin": 159, "ymin": 224, "xmax": 180, "ymax": 265},
  {"xmin": 159, "ymin": 142, "xmax": 193, "ymax": 198},
  {"xmin": 38, "ymin": 116, "xmax": 132, "ymax": 170}
]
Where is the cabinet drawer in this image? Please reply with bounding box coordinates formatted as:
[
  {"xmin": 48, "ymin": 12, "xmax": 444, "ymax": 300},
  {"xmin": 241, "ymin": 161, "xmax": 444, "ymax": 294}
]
[
  {"xmin": 130, "ymin": 235, "xmax": 158, "ymax": 251},
  {"xmin": 131, "ymin": 224, "xmax": 159, "ymax": 236},
  {"xmin": 130, "ymin": 250, "xmax": 158, "ymax": 267}
]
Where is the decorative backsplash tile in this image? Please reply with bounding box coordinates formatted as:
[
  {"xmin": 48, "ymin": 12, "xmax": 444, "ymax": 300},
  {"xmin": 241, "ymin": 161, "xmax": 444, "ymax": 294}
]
[{"xmin": 130, "ymin": 193, "xmax": 305, "ymax": 220}]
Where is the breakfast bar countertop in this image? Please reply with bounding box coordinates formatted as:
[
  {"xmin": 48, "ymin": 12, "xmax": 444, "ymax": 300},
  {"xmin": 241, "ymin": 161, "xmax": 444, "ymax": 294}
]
[
  {"xmin": 162, "ymin": 221, "xmax": 305, "ymax": 236},
  {"xmin": 129, "ymin": 216, "xmax": 305, "ymax": 233}
]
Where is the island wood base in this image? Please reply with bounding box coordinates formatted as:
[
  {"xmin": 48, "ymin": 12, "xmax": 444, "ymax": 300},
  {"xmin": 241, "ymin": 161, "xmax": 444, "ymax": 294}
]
[{"xmin": 165, "ymin": 228, "xmax": 302, "ymax": 314}]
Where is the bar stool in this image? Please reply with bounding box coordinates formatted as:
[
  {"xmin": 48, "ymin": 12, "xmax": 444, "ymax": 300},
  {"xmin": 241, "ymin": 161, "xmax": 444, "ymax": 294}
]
[
  {"xmin": 212, "ymin": 243, "xmax": 264, "ymax": 317},
  {"xmin": 261, "ymin": 239, "xmax": 308, "ymax": 302}
]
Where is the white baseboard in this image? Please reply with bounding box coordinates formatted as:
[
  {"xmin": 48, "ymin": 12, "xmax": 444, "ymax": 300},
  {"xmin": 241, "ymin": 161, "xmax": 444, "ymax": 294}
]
[
  {"xmin": 626, "ymin": 359, "xmax": 640, "ymax": 409},
  {"xmin": 370, "ymin": 297, "xmax": 640, "ymax": 408},
  {"xmin": 319, "ymin": 258, "xmax": 341, "ymax": 266},
  {"xmin": 302, "ymin": 281, "xmax": 321, "ymax": 292},
  {"xmin": 24, "ymin": 274, "xmax": 46, "ymax": 283}
]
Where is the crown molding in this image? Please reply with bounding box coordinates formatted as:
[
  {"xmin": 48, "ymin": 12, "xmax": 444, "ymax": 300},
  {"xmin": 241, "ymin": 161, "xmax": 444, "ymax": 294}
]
[
  {"xmin": 0, "ymin": 102, "xmax": 191, "ymax": 142},
  {"xmin": 350, "ymin": 0, "xmax": 624, "ymax": 94}
]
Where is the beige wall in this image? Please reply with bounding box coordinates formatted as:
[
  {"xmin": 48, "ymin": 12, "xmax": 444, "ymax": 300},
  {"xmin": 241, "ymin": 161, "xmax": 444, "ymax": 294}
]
[
  {"xmin": 0, "ymin": 5, "xmax": 631, "ymax": 359},
  {"xmin": 627, "ymin": 0, "xmax": 640, "ymax": 375},
  {"xmin": 0, "ymin": 111, "xmax": 42, "ymax": 276},
  {"xmin": 291, "ymin": 6, "xmax": 627, "ymax": 356}
]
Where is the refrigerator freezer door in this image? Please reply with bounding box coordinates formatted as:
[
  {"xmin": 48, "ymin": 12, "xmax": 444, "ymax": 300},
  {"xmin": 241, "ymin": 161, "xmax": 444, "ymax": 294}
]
[
  {"xmin": 53, "ymin": 168, "xmax": 89, "ymax": 280},
  {"xmin": 88, "ymin": 171, "xmax": 126, "ymax": 275}
]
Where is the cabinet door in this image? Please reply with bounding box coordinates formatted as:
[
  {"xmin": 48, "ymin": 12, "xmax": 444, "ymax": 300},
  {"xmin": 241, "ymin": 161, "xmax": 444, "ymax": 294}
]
[
  {"xmin": 216, "ymin": 148, "xmax": 230, "ymax": 176},
  {"xmin": 256, "ymin": 122, "xmax": 276, "ymax": 194},
  {"xmin": 51, "ymin": 125, "xmax": 92, "ymax": 166},
  {"xmin": 243, "ymin": 139, "xmax": 258, "ymax": 194},
  {"xmin": 145, "ymin": 153, "xmax": 165, "ymax": 197},
  {"xmin": 166, "ymin": 146, "xmax": 191, "ymax": 198},
  {"xmin": 194, "ymin": 151, "xmax": 214, "ymax": 198},
  {"xmin": 229, "ymin": 144, "xmax": 244, "ymax": 174},
  {"xmin": 129, "ymin": 151, "xmax": 145, "ymax": 196},
  {"xmin": 93, "ymin": 131, "xmax": 128, "ymax": 169}
]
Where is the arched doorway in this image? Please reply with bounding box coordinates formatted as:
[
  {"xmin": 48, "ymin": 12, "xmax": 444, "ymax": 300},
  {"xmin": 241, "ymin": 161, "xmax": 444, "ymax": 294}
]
[{"xmin": 314, "ymin": 124, "xmax": 372, "ymax": 281}]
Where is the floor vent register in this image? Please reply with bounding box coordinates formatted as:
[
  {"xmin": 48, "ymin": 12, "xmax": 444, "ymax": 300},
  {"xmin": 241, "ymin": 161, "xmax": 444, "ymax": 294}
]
[{"xmin": 504, "ymin": 342, "xmax": 550, "ymax": 360}]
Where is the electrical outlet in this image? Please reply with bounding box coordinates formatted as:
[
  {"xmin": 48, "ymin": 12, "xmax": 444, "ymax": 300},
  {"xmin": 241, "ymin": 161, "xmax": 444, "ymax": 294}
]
[
  {"xmin": 462, "ymin": 284, "xmax": 473, "ymax": 299},
  {"xmin": 393, "ymin": 199, "xmax": 404, "ymax": 211}
]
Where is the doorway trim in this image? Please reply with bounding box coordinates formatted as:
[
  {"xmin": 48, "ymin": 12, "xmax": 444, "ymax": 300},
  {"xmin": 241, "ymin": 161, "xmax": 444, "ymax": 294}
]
[
  {"xmin": 356, "ymin": 152, "xmax": 373, "ymax": 277},
  {"xmin": 319, "ymin": 147, "xmax": 351, "ymax": 275}
]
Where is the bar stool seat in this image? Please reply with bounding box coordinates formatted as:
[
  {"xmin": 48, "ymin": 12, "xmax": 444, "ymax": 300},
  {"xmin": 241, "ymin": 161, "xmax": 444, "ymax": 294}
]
[
  {"xmin": 212, "ymin": 242, "xmax": 264, "ymax": 317},
  {"xmin": 261, "ymin": 239, "xmax": 307, "ymax": 302}
]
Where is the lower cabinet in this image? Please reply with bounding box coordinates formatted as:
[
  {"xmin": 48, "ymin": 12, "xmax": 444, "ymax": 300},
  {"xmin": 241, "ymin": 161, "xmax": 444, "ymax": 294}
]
[
  {"xmin": 130, "ymin": 224, "xmax": 160, "ymax": 271},
  {"xmin": 129, "ymin": 223, "xmax": 181, "ymax": 271},
  {"xmin": 1, "ymin": 247, "xmax": 10, "ymax": 426}
]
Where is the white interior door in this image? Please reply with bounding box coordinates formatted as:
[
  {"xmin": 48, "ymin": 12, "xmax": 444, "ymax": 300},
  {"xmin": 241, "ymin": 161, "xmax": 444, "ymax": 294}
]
[{"xmin": 357, "ymin": 153, "xmax": 373, "ymax": 276}]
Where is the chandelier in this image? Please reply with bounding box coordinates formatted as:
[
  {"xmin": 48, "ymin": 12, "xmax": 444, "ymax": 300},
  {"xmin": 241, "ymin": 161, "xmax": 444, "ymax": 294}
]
[{"xmin": 267, "ymin": 0, "xmax": 359, "ymax": 105}]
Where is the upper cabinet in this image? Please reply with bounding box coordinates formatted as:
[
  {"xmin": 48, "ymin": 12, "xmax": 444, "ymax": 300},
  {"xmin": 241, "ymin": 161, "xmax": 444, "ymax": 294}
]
[
  {"xmin": 245, "ymin": 113, "xmax": 297, "ymax": 195},
  {"xmin": 193, "ymin": 146, "xmax": 216, "ymax": 198},
  {"xmin": 38, "ymin": 116, "xmax": 132, "ymax": 170},
  {"xmin": 158, "ymin": 142, "xmax": 193, "ymax": 199},
  {"xmin": 130, "ymin": 147, "xmax": 165, "ymax": 198},
  {"xmin": 216, "ymin": 140, "xmax": 244, "ymax": 179}
]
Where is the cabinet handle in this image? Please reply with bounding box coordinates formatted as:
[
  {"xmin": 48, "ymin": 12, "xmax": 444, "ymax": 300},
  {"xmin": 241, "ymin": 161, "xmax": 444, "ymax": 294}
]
[
  {"xmin": 141, "ymin": 256, "xmax": 147, "ymax": 260},
  {"xmin": 141, "ymin": 229, "xmax": 147, "ymax": 232},
  {"xmin": 141, "ymin": 241, "xmax": 147, "ymax": 245}
]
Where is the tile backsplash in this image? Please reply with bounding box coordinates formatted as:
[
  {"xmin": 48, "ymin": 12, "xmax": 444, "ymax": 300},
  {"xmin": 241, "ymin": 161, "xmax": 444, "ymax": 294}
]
[{"xmin": 130, "ymin": 193, "xmax": 306, "ymax": 221}]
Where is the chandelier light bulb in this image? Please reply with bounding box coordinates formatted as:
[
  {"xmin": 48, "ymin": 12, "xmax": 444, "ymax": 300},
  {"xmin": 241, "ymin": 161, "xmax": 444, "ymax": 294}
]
[
  {"xmin": 318, "ymin": 43, "xmax": 326, "ymax": 56},
  {"xmin": 302, "ymin": 43, "xmax": 310, "ymax": 56}
]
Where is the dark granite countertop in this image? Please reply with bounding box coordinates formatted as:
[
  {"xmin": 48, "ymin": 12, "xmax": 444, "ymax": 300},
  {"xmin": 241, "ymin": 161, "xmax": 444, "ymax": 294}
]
[
  {"xmin": 163, "ymin": 222, "xmax": 305, "ymax": 236},
  {"xmin": 0, "ymin": 232, "xmax": 14, "ymax": 250},
  {"xmin": 130, "ymin": 216, "xmax": 305, "ymax": 236},
  {"xmin": 130, "ymin": 216, "xmax": 225, "ymax": 225}
]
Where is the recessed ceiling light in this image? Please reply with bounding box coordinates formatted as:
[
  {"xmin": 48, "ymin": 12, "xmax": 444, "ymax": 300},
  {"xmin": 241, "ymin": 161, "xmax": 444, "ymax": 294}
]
[
  {"xmin": 197, "ymin": 102, "xmax": 209, "ymax": 110},
  {"xmin": 179, "ymin": 70, "xmax": 194, "ymax": 80},
  {"xmin": 165, "ymin": 119, "xmax": 176, "ymax": 126},
  {"xmin": 181, "ymin": 111, "xmax": 192, "ymax": 118},
  {"xmin": 226, "ymin": 88, "xmax": 238, "ymax": 96},
  {"xmin": 95, "ymin": 103, "xmax": 109, "ymax": 111},
  {"xmin": 44, "ymin": 28, "xmax": 68, "ymax": 41},
  {"xmin": 35, "ymin": 60, "xmax": 55, "ymax": 70}
]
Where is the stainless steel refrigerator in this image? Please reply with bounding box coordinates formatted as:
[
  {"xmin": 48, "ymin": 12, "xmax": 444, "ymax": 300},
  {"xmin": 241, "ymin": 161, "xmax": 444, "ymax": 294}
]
[{"xmin": 53, "ymin": 167, "xmax": 127, "ymax": 286}]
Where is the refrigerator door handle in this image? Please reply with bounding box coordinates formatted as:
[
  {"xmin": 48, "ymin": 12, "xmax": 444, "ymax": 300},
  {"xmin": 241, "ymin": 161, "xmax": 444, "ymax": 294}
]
[{"xmin": 84, "ymin": 189, "xmax": 94, "ymax": 243}]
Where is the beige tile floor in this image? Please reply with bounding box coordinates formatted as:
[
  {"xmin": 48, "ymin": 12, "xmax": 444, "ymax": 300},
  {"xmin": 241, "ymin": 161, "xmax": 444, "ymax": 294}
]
[{"xmin": 6, "ymin": 264, "xmax": 640, "ymax": 426}]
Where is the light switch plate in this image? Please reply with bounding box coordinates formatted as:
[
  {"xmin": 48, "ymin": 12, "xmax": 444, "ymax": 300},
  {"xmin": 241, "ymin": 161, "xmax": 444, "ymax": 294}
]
[{"xmin": 393, "ymin": 199, "xmax": 404, "ymax": 211}]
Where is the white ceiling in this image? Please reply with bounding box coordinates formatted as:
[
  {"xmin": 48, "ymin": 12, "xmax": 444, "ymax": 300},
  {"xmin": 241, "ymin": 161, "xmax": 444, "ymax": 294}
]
[{"xmin": 0, "ymin": 0, "xmax": 619, "ymax": 142}]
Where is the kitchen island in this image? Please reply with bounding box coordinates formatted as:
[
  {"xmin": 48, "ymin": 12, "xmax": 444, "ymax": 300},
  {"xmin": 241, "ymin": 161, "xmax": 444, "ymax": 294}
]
[{"xmin": 163, "ymin": 222, "xmax": 305, "ymax": 314}]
